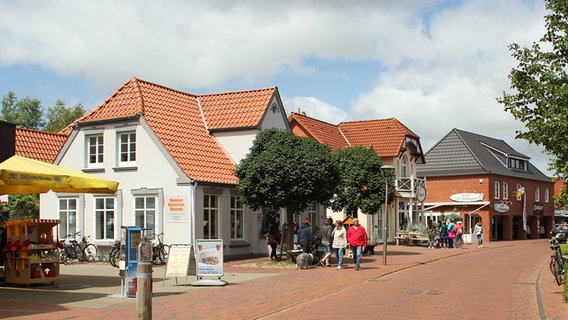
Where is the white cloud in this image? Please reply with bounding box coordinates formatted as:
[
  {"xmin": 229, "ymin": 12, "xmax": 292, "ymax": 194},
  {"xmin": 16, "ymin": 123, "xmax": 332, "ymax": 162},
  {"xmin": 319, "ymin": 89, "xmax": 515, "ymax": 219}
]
[{"xmin": 0, "ymin": 0, "xmax": 554, "ymax": 173}]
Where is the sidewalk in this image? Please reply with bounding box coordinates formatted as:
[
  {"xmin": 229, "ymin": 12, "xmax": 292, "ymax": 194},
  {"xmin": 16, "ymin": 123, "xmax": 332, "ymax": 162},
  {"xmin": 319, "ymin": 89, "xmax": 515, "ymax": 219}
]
[{"xmin": 0, "ymin": 240, "xmax": 566, "ymax": 319}]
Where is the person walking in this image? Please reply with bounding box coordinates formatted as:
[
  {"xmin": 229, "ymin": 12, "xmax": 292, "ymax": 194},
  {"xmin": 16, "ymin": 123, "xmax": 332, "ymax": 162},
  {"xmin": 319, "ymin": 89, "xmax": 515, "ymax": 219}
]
[
  {"xmin": 439, "ymin": 222, "xmax": 448, "ymax": 248},
  {"xmin": 427, "ymin": 221, "xmax": 437, "ymax": 249},
  {"xmin": 332, "ymin": 220, "xmax": 347, "ymax": 269},
  {"xmin": 474, "ymin": 221, "xmax": 484, "ymax": 248},
  {"xmin": 297, "ymin": 218, "xmax": 313, "ymax": 253},
  {"xmin": 453, "ymin": 221, "xmax": 465, "ymax": 249},
  {"xmin": 447, "ymin": 219, "xmax": 456, "ymax": 249},
  {"xmin": 319, "ymin": 218, "xmax": 334, "ymax": 267},
  {"xmin": 347, "ymin": 218, "xmax": 368, "ymax": 271},
  {"xmin": 266, "ymin": 221, "xmax": 281, "ymax": 260}
]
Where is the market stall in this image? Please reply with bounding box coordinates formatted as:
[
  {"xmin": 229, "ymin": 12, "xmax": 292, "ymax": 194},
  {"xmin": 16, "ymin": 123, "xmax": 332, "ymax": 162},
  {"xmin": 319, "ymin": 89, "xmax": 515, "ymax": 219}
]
[
  {"xmin": 3, "ymin": 219, "xmax": 60, "ymax": 285},
  {"xmin": 0, "ymin": 155, "xmax": 119, "ymax": 285}
]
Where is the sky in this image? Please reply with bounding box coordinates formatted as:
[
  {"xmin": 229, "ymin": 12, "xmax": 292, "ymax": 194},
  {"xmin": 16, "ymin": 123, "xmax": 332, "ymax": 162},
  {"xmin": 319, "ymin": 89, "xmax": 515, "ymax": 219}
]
[{"xmin": 0, "ymin": 0, "xmax": 555, "ymax": 175}]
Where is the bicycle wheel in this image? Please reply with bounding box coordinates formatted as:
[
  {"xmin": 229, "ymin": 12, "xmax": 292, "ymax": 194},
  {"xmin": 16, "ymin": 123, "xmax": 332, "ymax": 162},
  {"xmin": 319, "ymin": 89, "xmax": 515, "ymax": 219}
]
[
  {"xmin": 550, "ymin": 258, "xmax": 564, "ymax": 285},
  {"xmin": 61, "ymin": 248, "xmax": 74, "ymax": 265},
  {"xmin": 158, "ymin": 245, "xmax": 170, "ymax": 264},
  {"xmin": 109, "ymin": 247, "xmax": 119, "ymax": 268},
  {"xmin": 83, "ymin": 244, "xmax": 98, "ymax": 262}
]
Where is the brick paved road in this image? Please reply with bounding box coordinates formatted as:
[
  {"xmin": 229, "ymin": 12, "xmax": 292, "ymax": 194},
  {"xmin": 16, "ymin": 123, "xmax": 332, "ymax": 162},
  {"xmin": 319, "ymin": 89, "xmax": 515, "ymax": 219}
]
[{"xmin": 1, "ymin": 239, "xmax": 566, "ymax": 319}]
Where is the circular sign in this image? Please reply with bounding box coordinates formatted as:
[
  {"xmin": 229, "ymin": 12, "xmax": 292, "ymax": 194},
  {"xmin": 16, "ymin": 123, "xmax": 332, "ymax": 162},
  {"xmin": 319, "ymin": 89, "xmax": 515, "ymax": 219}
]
[{"xmin": 416, "ymin": 186, "xmax": 427, "ymax": 202}]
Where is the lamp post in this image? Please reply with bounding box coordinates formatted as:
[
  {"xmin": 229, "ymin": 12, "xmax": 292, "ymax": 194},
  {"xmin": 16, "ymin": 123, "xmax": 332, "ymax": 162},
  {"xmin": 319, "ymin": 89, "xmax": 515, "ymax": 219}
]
[{"xmin": 380, "ymin": 165, "xmax": 395, "ymax": 266}]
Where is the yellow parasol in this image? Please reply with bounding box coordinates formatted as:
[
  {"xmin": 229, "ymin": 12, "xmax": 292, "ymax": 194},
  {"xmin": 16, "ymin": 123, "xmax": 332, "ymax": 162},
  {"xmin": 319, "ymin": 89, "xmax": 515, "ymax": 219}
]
[{"xmin": 0, "ymin": 155, "xmax": 119, "ymax": 195}]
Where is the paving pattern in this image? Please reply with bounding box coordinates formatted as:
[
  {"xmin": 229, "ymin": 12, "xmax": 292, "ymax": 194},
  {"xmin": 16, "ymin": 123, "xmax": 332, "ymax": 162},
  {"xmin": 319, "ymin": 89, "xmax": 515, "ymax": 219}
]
[{"xmin": 1, "ymin": 239, "xmax": 566, "ymax": 319}]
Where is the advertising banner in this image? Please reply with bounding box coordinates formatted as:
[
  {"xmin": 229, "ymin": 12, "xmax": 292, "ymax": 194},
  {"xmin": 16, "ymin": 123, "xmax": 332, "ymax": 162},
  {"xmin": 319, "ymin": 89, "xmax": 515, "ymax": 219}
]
[{"xmin": 195, "ymin": 239, "xmax": 223, "ymax": 277}]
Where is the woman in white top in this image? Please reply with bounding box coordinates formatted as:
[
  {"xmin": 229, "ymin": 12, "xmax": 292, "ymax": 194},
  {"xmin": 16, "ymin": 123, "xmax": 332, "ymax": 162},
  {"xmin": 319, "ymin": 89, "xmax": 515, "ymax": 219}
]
[{"xmin": 332, "ymin": 220, "xmax": 347, "ymax": 269}]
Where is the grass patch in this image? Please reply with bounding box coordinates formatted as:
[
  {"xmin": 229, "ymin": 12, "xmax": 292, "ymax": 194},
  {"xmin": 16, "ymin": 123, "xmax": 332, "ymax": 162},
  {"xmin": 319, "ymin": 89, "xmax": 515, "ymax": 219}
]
[{"xmin": 255, "ymin": 259, "xmax": 295, "ymax": 268}]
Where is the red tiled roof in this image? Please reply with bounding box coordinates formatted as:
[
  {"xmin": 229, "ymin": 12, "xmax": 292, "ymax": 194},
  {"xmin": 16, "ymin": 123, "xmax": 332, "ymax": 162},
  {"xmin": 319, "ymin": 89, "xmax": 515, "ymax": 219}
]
[
  {"xmin": 200, "ymin": 88, "xmax": 276, "ymax": 130},
  {"xmin": 289, "ymin": 113, "xmax": 420, "ymax": 158},
  {"xmin": 288, "ymin": 113, "xmax": 349, "ymax": 152},
  {"xmin": 73, "ymin": 77, "xmax": 276, "ymax": 184},
  {"xmin": 339, "ymin": 118, "xmax": 419, "ymax": 157},
  {"xmin": 15, "ymin": 127, "xmax": 68, "ymax": 162}
]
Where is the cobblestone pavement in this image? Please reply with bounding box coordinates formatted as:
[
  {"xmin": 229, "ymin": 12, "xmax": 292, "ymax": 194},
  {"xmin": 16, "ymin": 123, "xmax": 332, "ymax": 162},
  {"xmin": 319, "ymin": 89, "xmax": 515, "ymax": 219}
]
[{"xmin": 0, "ymin": 239, "xmax": 567, "ymax": 319}]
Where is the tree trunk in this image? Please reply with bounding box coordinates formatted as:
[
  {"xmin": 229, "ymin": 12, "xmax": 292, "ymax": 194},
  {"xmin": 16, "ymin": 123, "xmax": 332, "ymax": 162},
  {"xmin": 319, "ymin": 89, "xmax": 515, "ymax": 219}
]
[{"xmin": 285, "ymin": 210, "xmax": 295, "ymax": 260}]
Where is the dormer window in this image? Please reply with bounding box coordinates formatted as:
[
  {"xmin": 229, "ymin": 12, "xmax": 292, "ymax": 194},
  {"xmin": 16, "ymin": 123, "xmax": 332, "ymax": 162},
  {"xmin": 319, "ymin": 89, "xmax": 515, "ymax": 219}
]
[{"xmin": 508, "ymin": 157, "xmax": 527, "ymax": 171}]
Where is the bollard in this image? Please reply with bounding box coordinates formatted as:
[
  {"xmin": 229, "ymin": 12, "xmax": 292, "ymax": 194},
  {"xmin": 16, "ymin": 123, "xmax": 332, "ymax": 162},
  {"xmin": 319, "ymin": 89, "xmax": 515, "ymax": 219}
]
[{"xmin": 136, "ymin": 262, "xmax": 152, "ymax": 320}]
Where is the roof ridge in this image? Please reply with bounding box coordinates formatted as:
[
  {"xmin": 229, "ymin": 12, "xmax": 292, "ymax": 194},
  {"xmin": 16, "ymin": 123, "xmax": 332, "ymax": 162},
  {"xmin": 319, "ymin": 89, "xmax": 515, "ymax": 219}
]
[
  {"xmin": 132, "ymin": 78, "xmax": 145, "ymax": 115},
  {"xmin": 16, "ymin": 126, "xmax": 68, "ymax": 137},
  {"xmin": 336, "ymin": 125, "xmax": 351, "ymax": 147},
  {"xmin": 131, "ymin": 77, "xmax": 199, "ymax": 98},
  {"xmin": 453, "ymin": 129, "xmax": 488, "ymax": 172},
  {"xmin": 338, "ymin": 118, "xmax": 391, "ymax": 125},
  {"xmin": 290, "ymin": 112, "xmax": 337, "ymax": 127},
  {"xmin": 198, "ymin": 86, "xmax": 276, "ymax": 98},
  {"xmin": 196, "ymin": 96, "xmax": 209, "ymax": 131}
]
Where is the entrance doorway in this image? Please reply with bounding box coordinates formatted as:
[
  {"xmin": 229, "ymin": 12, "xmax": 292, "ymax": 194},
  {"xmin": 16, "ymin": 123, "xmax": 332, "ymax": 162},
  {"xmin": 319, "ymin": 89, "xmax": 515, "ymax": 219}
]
[{"xmin": 491, "ymin": 215, "xmax": 504, "ymax": 241}]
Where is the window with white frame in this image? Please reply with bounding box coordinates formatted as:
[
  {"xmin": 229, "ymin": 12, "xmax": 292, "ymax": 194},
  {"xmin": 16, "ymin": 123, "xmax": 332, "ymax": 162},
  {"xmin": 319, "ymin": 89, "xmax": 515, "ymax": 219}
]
[
  {"xmin": 87, "ymin": 135, "xmax": 104, "ymax": 166},
  {"xmin": 307, "ymin": 201, "xmax": 318, "ymax": 228},
  {"xmin": 59, "ymin": 198, "xmax": 77, "ymax": 239},
  {"xmin": 95, "ymin": 197, "xmax": 115, "ymax": 240},
  {"xmin": 135, "ymin": 196, "xmax": 156, "ymax": 231},
  {"xmin": 494, "ymin": 181, "xmax": 501, "ymax": 199},
  {"xmin": 401, "ymin": 156, "xmax": 408, "ymax": 178},
  {"xmin": 230, "ymin": 196, "xmax": 244, "ymax": 239},
  {"xmin": 118, "ymin": 132, "xmax": 136, "ymax": 165},
  {"xmin": 545, "ymin": 187, "xmax": 550, "ymax": 203},
  {"xmin": 535, "ymin": 186, "xmax": 541, "ymax": 202},
  {"xmin": 503, "ymin": 182, "xmax": 509, "ymax": 200},
  {"xmin": 203, "ymin": 194, "xmax": 218, "ymax": 239}
]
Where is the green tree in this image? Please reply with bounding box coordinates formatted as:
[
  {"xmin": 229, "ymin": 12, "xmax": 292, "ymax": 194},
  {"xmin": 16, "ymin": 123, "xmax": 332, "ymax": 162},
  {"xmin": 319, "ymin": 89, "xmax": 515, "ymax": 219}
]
[
  {"xmin": 0, "ymin": 194, "xmax": 40, "ymax": 220},
  {"xmin": 235, "ymin": 129, "xmax": 339, "ymax": 251},
  {"xmin": 1, "ymin": 91, "xmax": 19, "ymax": 124},
  {"xmin": 0, "ymin": 91, "xmax": 44, "ymax": 129},
  {"xmin": 45, "ymin": 99, "xmax": 86, "ymax": 132},
  {"xmin": 330, "ymin": 146, "xmax": 393, "ymax": 217},
  {"xmin": 498, "ymin": 0, "xmax": 568, "ymax": 206}
]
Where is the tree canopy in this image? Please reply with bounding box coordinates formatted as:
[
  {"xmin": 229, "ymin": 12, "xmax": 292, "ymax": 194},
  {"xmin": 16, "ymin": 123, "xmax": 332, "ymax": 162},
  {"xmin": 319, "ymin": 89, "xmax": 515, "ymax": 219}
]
[
  {"xmin": 498, "ymin": 0, "xmax": 568, "ymax": 206},
  {"xmin": 330, "ymin": 146, "xmax": 393, "ymax": 217},
  {"xmin": 236, "ymin": 129, "xmax": 339, "ymax": 249},
  {"xmin": 1, "ymin": 91, "xmax": 85, "ymax": 132},
  {"xmin": 236, "ymin": 128, "xmax": 339, "ymax": 214}
]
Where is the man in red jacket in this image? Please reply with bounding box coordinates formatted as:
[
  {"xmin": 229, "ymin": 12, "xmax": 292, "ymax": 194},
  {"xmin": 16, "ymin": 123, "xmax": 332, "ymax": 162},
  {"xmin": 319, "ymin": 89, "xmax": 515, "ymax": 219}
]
[{"xmin": 347, "ymin": 218, "xmax": 368, "ymax": 271}]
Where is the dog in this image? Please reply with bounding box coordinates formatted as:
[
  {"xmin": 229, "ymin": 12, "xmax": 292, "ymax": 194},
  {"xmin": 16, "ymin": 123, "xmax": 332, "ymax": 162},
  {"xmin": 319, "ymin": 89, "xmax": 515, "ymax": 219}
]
[{"xmin": 296, "ymin": 252, "xmax": 314, "ymax": 270}]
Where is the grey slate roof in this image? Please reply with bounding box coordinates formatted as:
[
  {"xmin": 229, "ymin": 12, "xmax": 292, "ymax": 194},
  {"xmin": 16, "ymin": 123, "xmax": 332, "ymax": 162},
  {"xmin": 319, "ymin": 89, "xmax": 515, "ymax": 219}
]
[{"xmin": 417, "ymin": 128, "xmax": 551, "ymax": 182}]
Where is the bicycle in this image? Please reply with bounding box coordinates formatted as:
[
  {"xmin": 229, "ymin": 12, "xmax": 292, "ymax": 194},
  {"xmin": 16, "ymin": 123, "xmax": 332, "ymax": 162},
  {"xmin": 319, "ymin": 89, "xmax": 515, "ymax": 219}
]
[
  {"xmin": 108, "ymin": 240, "xmax": 124, "ymax": 268},
  {"xmin": 60, "ymin": 232, "xmax": 98, "ymax": 264},
  {"xmin": 152, "ymin": 233, "xmax": 169, "ymax": 265},
  {"xmin": 549, "ymin": 236, "xmax": 567, "ymax": 285}
]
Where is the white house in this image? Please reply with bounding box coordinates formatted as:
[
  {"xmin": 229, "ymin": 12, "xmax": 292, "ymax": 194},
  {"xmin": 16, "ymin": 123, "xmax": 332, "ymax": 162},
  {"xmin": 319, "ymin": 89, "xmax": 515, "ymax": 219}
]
[{"xmin": 40, "ymin": 77, "xmax": 290, "ymax": 258}]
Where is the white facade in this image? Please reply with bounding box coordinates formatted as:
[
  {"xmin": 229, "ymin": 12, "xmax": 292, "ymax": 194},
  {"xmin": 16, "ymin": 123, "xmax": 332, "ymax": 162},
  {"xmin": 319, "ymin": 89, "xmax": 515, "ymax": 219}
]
[{"xmin": 40, "ymin": 96, "xmax": 291, "ymax": 259}]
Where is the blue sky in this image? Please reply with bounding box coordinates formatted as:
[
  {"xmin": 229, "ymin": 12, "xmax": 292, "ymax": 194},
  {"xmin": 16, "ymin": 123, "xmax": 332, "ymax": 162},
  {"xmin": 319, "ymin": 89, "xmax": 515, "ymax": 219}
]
[{"xmin": 0, "ymin": 0, "xmax": 553, "ymax": 175}]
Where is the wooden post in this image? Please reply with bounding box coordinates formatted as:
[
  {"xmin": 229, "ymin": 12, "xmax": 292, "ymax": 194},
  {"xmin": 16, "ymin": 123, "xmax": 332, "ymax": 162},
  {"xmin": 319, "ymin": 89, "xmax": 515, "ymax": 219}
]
[{"xmin": 136, "ymin": 262, "xmax": 152, "ymax": 320}]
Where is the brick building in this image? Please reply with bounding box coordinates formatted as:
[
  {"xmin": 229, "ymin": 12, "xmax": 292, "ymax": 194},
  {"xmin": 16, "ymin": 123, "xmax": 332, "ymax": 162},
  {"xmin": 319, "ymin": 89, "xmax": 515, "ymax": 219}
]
[{"xmin": 417, "ymin": 129, "xmax": 554, "ymax": 242}]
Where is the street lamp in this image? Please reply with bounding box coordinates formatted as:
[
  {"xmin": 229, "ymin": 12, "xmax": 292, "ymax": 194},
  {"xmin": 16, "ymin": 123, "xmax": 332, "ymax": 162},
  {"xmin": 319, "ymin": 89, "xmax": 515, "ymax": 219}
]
[{"xmin": 380, "ymin": 165, "xmax": 395, "ymax": 266}]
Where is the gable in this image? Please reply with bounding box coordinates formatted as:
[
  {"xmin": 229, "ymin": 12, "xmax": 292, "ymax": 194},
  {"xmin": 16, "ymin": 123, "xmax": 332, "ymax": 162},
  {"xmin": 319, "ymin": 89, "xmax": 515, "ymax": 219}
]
[{"xmin": 67, "ymin": 77, "xmax": 279, "ymax": 184}]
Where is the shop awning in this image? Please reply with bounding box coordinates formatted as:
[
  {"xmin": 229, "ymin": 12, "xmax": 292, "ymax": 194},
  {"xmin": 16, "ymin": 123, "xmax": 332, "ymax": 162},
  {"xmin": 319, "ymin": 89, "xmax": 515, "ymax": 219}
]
[{"xmin": 0, "ymin": 155, "xmax": 119, "ymax": 195}]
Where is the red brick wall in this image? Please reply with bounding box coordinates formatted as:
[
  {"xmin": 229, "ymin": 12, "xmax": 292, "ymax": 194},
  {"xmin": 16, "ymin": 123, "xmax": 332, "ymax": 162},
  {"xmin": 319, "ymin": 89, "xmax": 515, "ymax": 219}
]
[{"xmin": 424, "ymin": 174, "xmax": 555, "ymax": 242}]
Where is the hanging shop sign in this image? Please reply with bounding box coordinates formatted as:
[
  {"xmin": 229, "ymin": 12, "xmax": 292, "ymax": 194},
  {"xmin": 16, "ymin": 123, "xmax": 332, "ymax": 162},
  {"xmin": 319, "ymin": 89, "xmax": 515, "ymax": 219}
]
[
  {"xmin": 533, "ymin": 202, "xmax": 544, "ymax": 214},
  {"xmin": 450, "ymin": 193, "xmax": 484, "ymax": 202},
  {"xmin": 494, "ymin": 201, "xmax": 510, "ymax": 213}
]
